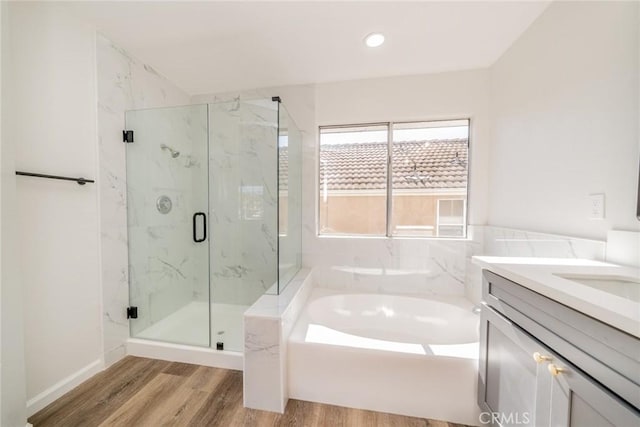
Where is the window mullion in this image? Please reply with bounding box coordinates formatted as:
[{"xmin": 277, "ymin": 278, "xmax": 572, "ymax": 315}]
[{"xmin": 386, "ymin": 122, "xmax": 393, "ymax": 237}]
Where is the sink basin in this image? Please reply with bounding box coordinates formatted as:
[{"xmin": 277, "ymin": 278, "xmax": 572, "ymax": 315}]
[{"xmin": 554, "ymin": 273, "xmax": 640, "ymax": 303}]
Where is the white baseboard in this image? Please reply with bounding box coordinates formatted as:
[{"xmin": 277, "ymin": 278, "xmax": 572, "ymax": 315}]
[
  {"xmin": 104, "ymin": 344, "xmax": 127, "ymax": 368},
  {"xmin": 26, "ymin": 359, "xmax": 103, "ymax": 416}
]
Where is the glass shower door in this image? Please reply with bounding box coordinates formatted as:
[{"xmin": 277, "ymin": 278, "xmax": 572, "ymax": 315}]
[
  {"xmin": 208, "ymin": 98, "xmax": 279, "ymax": 351},
  {"xmin": 125, "ymin": 104, "xmax": 210, "ymax": 347},
  {"xmin": 277, "ymin": 103, "xmax": 302, "ymax": 293}
]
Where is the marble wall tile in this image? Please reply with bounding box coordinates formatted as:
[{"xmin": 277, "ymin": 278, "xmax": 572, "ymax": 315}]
[
  {"xmin": 482, "ymin": 226, "xmax": 606, "ymax": 260},
  {"xmin": 193, "ymin": 86, "xmax": 312, "ymax": 296},
  {"xmin": 304, "ymin": 225, "xmax": 605, "ymax": 305},
  {"xmin": 209, "ymin": 99, "xmax": 279, "ymax": 307},
  {"xmin": 461, "ymin": 225, "xmax": 607, "ymax": 304},
  {"xmin": 97, "ymin": 34, "xmax": 191, "ymax": 366}
]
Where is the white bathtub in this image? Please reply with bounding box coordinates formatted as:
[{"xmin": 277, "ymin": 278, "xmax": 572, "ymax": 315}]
[{"xmin": 288, "ymin": 288, "xmax": 480, "ymax": 425}]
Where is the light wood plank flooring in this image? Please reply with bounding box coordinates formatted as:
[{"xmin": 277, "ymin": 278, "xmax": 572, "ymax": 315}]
[{"xmin": 29, "ymin": 356, "xmax": 471, "ymax": 427}]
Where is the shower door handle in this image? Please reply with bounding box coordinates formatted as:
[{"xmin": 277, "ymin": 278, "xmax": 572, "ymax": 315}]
[{"xmin": 193, "ymin": 212, "xmax": 207, "ymax": 243}]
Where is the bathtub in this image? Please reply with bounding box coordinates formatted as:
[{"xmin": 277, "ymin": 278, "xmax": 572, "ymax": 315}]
[{"xmin": 288, "ymin": 288, "xmax": 480, "ymax": 426}]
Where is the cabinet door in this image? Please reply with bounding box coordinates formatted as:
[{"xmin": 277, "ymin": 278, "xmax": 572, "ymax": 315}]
[
  {"xmin": 547, "ymin": 355, "xmax": 640, "ymax": 427},
  {"xmin": 479, "ymin": 305, "xmax": 552, "ymax": 427}
]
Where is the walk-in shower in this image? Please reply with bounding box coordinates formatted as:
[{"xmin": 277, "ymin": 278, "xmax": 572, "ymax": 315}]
[{"xmin": 124, "ymin": 97, "xmax": 301, "ymax": 352}]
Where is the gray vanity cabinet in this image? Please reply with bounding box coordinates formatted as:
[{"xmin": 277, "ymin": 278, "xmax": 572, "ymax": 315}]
[
  {"xmin": 478, "ymin": 270, "xmax": 640, "ymax": 427},
  {"xmin": 480, "ymin": 306, "xmax": 551, "ymax": 426}
]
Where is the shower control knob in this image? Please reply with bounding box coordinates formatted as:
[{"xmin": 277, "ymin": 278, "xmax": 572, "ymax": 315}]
[{"xmin": 156, "ymin": 195, "xmax": 172, "ymax": 214}]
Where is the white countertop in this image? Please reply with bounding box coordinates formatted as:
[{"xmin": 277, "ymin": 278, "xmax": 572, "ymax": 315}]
[{"xmin": 472, "ymin": 256, "xmax": 640, "ymax": 338}]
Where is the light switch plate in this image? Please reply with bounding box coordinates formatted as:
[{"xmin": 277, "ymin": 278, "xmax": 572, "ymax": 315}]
[{"xmin": 589, "ymin": 193, "xmax": 605, "ymax": 220}]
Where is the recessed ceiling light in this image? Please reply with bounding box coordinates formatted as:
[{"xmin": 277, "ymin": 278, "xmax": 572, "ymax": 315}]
[{"xmin": 364, "ymin": 33, "xmax": 385, "ymax": 48}]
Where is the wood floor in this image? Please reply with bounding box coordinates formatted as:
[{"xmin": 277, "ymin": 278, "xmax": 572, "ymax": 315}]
[{"xmin": 29, "ymin": 356, "xmax": 470, "ymax": 427}]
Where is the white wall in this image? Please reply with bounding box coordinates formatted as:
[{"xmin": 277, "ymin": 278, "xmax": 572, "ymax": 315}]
[
  {"xmin": 2, "ymin": 3, "xmax": 196, "ymax": 416},
  {"xmin": 1, "ymin": 1, "xmax": 29, "ymax": 425},
  {"xmin": 488, "ymin": 1, "xmax": 640, "ymax": 240},
  {"xmin": 7, "ymin": 1, "xmax": 103, "ymax": 413}
]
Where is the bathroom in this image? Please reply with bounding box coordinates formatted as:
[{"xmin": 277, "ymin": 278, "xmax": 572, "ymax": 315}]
[{"xmin": 0, "ymin": 1, "xmax": 638, "ymax": 426}]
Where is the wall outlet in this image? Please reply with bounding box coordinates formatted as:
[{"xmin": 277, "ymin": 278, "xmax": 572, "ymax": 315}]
[{"xmin": 589, "ymin": 193, "xmax": 605, "ymax": 220}]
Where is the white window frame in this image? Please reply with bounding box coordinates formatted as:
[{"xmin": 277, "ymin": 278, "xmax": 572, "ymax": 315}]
[{"xmin": 317, "ymin": 119, "xmax": 470, "ymax": 239}]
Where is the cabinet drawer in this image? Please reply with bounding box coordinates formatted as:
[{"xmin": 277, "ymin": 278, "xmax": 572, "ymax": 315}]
[{"xmin": 482, "ymin": 270, "xmax": 640, "ymax": 410}]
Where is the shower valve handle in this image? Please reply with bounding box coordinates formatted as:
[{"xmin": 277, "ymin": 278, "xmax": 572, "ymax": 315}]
[{"xmin": 193, "ymin": 212, "xmax": 207, "ymax": 243}]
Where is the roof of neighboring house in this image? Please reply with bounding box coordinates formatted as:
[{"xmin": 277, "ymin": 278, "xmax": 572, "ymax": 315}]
[{"xmin": 280, "ymin": 139, "xmax": 467, "ymax": 191}]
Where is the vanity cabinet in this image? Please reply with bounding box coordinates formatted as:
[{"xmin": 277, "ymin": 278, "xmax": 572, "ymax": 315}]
[{"xmin": 478, "ymin": 270, "xmax": 640, "ymax": 427}]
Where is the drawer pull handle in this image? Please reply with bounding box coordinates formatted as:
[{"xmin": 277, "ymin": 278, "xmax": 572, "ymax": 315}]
[
  {"xmin": 533, "ymin": 352, "xmax": 552, "ymax": 364},
  {"xmin": 548, "ymin": 364, "xmax": 566, "ymax": 376}
]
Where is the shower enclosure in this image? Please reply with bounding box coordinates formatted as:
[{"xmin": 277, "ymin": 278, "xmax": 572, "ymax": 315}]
[{"xmin": 125, "ymin": 97, "xmax": 301, "ymax": 352}]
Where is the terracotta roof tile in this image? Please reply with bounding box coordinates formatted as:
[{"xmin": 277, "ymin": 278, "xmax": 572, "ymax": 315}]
[
  {"xmin": 279, "ymin": 139, "xmax": 467, "ymax": 191},
  {"xmin": 320, "ymin": 139, "xmax": 467, "ymax": 191}
]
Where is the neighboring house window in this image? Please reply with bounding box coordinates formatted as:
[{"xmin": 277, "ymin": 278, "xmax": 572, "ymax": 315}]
[
  {"xmin": 436, "ymin": 199, "xmax": 466, "ymax": 237},
  {"xmin": 318, "ymin": 119, "xmax": 469, "ymax": 238},
  {"xmin": 240, "ymin": 185, "xmax": 264, "ymax": 220}
]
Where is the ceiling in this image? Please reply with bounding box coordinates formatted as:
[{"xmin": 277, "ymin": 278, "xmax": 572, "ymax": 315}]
[{"xmin": 67, "ymin": 1, "xmax": 551, "ymax": 96}]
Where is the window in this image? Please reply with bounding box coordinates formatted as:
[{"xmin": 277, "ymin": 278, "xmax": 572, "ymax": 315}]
[
  {"xmin": 318, "ymin": 119, "xmax": 469, "ymax": 238},
  {"xmin": 318, "ymin": 125, "xmax": 388, "ymax": 235}
]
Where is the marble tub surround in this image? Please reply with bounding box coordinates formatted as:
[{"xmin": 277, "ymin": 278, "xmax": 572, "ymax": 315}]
[
  {"xmin": 304, "ymin": 226, "xmax": 607, "ymax": 307},
  {"xmin": 463, "ymin": 225, "xmax": 485, "ymax": 304},
  {"xmin": 306, "ymin": 236, "xmax": 469, "ymax": 298},
  {"xmin": 473, "ymin": 256, "xmax": 640, "ymax": 338},
  {"xmin": 244, "ymin": 269, "xmax": 313, "ymax": 413},
  {"xmin": 305, "ymin": 227, "xmax": 612, "ymax": 313},
  {"xmin": 97, "ymin": 34, "xmax": 191, "ymax": 366}
]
